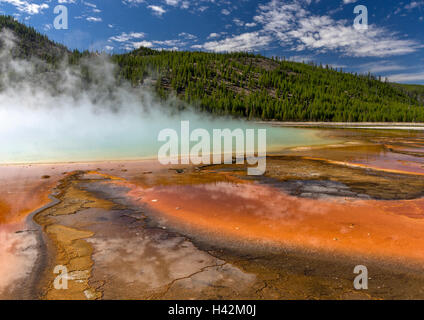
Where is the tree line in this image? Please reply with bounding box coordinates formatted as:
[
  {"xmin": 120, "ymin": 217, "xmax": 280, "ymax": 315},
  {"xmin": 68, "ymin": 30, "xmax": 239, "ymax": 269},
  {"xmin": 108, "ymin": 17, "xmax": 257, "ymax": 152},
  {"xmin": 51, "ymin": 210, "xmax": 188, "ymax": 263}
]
[
  {"xmin": 2, "ymin": 14, "xmax": 424, "ymax": 122},
  {"xmin": 113, "ymin": 48, "xmax": 424, "ymax": 122}
]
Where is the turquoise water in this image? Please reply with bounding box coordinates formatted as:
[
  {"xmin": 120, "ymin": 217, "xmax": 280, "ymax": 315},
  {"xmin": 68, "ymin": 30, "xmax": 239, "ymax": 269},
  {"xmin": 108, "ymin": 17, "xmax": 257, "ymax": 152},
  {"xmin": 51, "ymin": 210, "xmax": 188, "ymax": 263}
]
[{"xmin": 0, "ymin": 107, "xmax": 331, "ymax": 164}]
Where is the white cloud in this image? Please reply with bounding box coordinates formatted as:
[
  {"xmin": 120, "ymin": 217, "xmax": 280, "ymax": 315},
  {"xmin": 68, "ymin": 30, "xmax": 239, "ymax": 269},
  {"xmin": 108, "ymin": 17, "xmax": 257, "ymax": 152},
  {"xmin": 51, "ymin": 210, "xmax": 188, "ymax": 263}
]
[
  {"xmin": 132, "ymin": 40, "xmax": 154, "ymax": 49},
  {"xmin": 245, "ymin": 22, "xmax": 257, "ymax": 28},
  {"xmin": 153, "ymin": 39, "xmax": 183, "ymax": 46},
  {"xmin": 83, "ymin": 1, "xmax": 97, "ymax": 8},
  {"xmin": 109, "ymin": 32, "xmax": 146, "ymax": 43},
  {"xmin": 86, "ymin": 16, "xmax": 102, "ymax": 22},
  {"xmin": 178, "ymin": 32, "xmax": 197, "ymax": 40},
  {"xmin": 127, "ymin": 38, "xmax": 188, "ymax": 51},
  {"xmin": 0, "ymin": 0, "xmax": 49, "ymax": 15},
  {"xmin": 221, "ymin": 8, "xmax": 230, "ymax": 15},
  {"xmin": 207, "ymin": 32, "xmax": 220, "ymax": 39},
  {"xmin": 122, "ymin": 0, "xmax": 145, "ymax": 5},
  {"xmin": 165, "ymin": 0, "xmax": 179, "ymax": 6},
  {"xmin": 252, "ymin": 0, "xmax": 420, "ymax": 57},
  {"xmin": 148, "ymin": 5, "xmax": 166, "ymax": 16},
  {"xmin": 405, "ymin": 1, "xmax": 424, "ymax": 10},
  {"xmin": 108, "ymin": 31, "xmax": 193, "ymax": 51},
  {"xmin": 194, "ymin": 32, "xmax": 272, "ymax": 52},
  {"xmin": 197, "ymin": 5, "xmax": 208, "ymax": 12},
  {"xmin": 233, "ymin": 18, "xmax": 244, "ymax": 27},
  {"xmin": 43, "ymin": 23, "xmax": 52, "ymax": 31},
  {"xmin": 123, "ymin": 0, "xmax": 190, "ymax": 10}
]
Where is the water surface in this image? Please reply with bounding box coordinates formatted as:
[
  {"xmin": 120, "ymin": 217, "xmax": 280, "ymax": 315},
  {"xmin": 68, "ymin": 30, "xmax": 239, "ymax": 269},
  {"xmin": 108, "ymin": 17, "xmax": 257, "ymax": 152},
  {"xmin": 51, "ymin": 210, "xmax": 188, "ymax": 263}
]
[{"xmin": 0, "ymin": 107, "xmax": 332, "ymax": 164}]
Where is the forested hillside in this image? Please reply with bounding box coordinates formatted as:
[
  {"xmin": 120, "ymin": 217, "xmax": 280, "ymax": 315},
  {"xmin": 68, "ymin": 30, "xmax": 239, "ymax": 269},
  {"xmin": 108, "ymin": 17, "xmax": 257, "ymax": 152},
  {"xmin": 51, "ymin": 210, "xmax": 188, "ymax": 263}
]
[
  {"xmin": 2, "ymin": 15, "xmax": 424, "ymax": 122},
  {"xmin": 0, "ymin": 15, "xmax": 68, "ymax": 63},
  {"xmin": 114, "ymin": 49, "xmax": 424, "ymax": 122}
]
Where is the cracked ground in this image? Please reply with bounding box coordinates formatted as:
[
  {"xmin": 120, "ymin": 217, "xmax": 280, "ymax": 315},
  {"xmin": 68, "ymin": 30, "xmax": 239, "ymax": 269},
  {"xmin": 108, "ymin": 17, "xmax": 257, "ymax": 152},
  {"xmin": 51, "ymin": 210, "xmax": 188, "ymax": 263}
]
[{"xmin": 28, "ymin": 169, "xmax": 424, "ymax": 300}]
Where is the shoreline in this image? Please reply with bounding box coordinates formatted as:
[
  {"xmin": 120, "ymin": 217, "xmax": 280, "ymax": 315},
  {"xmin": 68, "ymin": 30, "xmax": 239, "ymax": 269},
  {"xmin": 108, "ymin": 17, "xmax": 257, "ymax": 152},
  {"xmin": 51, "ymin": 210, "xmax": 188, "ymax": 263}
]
[
  {"xmin": 1, "ymin": 127, "xmax": 424, "ymax": 299},
  {"xmin": 257, "ymin": 121, "xmax": 424, "ymax": 129},
  {"xmin": 0, "ymin": 123, "xmax": 405, "ymax": 167},
  {"xmin": 23, "ymin": 193, "xmax": 61, "ymax": 299}
]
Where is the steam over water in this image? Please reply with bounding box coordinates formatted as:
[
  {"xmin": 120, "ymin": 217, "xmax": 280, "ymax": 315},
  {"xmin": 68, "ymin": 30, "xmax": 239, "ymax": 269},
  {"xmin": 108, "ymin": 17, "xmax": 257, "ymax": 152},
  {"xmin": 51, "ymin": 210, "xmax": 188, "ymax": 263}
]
[
  {"xmin": 0, "ymin": 106, "xmax": 329, "ymax": 164},
  {"xmin": 0, "ymin": 30, "xmax": 329, "ymax": 164}
]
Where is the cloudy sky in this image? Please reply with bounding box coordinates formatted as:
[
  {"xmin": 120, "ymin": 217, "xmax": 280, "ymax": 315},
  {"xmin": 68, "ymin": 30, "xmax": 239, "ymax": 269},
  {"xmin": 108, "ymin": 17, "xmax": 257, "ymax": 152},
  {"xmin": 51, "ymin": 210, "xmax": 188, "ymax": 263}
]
[{"xmin": 1, "ymin": 0, "xmax": 424, "ymax": 83}]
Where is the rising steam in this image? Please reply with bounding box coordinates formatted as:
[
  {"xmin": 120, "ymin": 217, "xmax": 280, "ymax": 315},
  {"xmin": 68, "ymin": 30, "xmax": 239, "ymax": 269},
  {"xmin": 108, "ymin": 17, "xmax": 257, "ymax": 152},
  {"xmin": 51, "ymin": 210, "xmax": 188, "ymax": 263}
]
[
  {"xmin": 0, "ymin": 29, "xmax": 245, "ymax": 164},
  {"xmin": 0, "ymin": 29, "xmax": 325, "ymax": 164}
]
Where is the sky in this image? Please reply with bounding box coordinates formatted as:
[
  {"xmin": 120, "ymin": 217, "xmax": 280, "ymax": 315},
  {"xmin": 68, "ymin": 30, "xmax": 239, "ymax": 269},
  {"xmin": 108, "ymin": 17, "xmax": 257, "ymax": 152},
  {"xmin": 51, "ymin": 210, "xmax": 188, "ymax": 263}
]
[{"xmin": 1, "ymin": 0, "xmax": 424, "ymax": 84}]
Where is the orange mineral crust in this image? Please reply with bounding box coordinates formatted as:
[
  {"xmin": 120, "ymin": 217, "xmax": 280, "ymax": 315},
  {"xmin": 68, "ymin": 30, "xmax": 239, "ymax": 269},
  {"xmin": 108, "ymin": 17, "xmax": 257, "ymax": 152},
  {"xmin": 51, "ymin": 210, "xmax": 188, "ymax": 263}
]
[
  {"xmin": 0, "ymin": 163, "xmax": 104, "ymax": 224},
  {"xmin": 131, "ymin": 182, "xmax": 424, "ymax": 264},
  {"xmin": 0, "ymin": 160, "xmax": 171, "ymax": 224},
  {"xmin": 0, "ymin": 165, "xmax": 60, "ymax": 224}
]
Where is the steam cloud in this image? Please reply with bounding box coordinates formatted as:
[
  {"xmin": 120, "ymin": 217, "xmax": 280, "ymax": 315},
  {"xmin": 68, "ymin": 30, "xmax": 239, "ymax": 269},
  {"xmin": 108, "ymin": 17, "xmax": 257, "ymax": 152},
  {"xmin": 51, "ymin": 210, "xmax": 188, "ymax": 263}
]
[{"xmin": 0, "ymin": 29, "xmax": 248, "ymax": 164}]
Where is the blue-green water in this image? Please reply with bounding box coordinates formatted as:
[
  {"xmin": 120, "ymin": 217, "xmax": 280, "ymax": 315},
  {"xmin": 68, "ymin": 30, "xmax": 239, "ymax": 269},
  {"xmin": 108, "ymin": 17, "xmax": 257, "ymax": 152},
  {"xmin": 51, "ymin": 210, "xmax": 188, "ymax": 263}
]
[{"xmin": 0, "ymin": 107, "xmax": 331, "ymax": 164}]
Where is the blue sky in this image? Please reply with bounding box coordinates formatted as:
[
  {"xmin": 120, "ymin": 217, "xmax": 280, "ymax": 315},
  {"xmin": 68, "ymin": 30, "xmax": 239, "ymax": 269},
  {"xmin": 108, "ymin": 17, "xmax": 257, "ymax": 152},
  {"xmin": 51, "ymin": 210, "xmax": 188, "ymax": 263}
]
[{"xmin": 1, "ymin": 0, "xmax": 424, "ymax": 84}]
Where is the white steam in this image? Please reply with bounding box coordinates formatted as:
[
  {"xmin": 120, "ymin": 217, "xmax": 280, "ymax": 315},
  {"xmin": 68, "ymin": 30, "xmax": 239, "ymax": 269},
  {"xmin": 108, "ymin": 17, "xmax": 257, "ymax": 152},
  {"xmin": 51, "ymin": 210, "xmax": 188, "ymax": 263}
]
[
  {"xmin": 0, "ymin": 29, "xmax": 326, "ymax": 164},
  {"xmin": 0, "ymin": 29, "xmax": 243, "ymax": 164}
]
